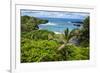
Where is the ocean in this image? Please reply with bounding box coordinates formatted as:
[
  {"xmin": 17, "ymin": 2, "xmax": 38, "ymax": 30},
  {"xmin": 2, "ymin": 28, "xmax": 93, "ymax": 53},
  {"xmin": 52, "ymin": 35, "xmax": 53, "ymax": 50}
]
[{"xmin": 38, "ymin": 18, "xmax": 83, "ymax": 34}]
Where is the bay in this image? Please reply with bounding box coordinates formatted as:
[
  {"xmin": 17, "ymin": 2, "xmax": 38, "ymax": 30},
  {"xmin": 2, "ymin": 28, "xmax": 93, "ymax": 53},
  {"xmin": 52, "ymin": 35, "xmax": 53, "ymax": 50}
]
[{"xmin": 38, "ymin": 18, "xmax": 83, "ymax": 34}]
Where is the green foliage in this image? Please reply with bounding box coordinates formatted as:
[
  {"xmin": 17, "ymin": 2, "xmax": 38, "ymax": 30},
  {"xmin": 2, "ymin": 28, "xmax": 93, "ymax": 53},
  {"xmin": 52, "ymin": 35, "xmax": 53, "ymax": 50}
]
[
  {"xmin": 63, "ymin": 28, "xmax": 80, "ymax": 43},
  {"xmin": 21, "ymin": 30, "xmax": 54, "ymax": 40},
  {"xmin": 21, "ymin": 16, "xmax": 48, "ymax": 32},
  {"xmin": 31, "ymin": 30, "xmax": 54, "ymax": 40},
  {"xmin": 78, "ymin": 16, "xmax": 90, "ymax": 47},
  {"xmin": 61, "ymin": 45, "xmax": 89, "ymax": 60},
  {"xmin": 21, "ymin": 15, "xmax": 90, "ymax": 63},
  {"xmin": 21, "ymin": 40, "xmax": 89, "ymax": 62},
  {"xmin": 21, "ymin": 40, "xmax": 61, "ymax": 62}
]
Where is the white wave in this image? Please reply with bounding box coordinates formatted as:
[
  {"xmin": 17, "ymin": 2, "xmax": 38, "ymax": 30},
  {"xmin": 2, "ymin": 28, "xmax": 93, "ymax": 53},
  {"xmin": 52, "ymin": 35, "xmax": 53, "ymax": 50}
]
[
  {"xmin": 54, "ymin": 32, "xmax": 62, "ymax": 34},
  {"xmin": 40, "ymin": 22, "xmax": 57, "ymax": 26}
]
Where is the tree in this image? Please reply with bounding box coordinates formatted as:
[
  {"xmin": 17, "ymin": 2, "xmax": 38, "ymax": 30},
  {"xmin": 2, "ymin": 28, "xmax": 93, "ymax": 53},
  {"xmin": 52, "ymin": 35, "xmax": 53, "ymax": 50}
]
[
  {"xmin": 78, "ymin": 16, "xmax": 90, "ymax": 47},
  {"xmin": 57, "ymin": 28, "xmax": 80, "ymax": 60},
  {"xmin": 21, "ymin": 16, "xmax": 48, "ymax": 32},
  {"xmin": 58, "ymin": 28, "xmax": 80, "ymax": 51}
]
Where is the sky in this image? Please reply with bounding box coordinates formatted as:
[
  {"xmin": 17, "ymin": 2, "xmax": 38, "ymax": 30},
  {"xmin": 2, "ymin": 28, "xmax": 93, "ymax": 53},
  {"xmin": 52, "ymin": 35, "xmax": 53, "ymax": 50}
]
[{"xmin": 21, "ymin": 9, "xmax": 89, "ymax": 19}]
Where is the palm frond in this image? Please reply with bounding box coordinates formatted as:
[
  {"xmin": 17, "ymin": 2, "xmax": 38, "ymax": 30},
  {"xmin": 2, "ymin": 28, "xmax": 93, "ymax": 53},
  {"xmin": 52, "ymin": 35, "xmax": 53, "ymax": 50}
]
[{"xmin": 64, "ymin": 28, "xmax": 69, "ymax": 41}]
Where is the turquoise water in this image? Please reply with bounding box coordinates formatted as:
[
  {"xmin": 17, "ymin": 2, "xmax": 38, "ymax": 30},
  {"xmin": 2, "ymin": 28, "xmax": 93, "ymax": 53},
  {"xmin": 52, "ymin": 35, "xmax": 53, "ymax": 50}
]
[{"xmin": 38, "ymin": 18, "xmax": 83, "ymax": 34}]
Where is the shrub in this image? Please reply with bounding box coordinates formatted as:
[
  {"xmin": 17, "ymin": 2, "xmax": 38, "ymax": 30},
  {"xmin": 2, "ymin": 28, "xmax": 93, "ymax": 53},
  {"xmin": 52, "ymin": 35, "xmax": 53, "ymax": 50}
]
[
  {"xmin": 21, "ymin": 30, "xmax": 55, "ymax": 40},
  {"xmin": 62, "ymin": 45, "xmax": 89, "ymax": 60},
  {"xmin": 21, "ymin": 40, "xmax": 60, "ymax": 63}
]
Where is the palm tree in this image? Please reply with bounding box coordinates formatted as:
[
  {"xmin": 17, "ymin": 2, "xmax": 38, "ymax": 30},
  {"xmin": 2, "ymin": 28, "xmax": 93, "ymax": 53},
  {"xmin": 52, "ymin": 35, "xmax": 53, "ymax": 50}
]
[
  {"xmin": 57, "ymin": 28, "xmax": 80, "ymax": 60},
  {"xmin": 58, "ymin": 28, "xmax": 80, "ymax": 51}
]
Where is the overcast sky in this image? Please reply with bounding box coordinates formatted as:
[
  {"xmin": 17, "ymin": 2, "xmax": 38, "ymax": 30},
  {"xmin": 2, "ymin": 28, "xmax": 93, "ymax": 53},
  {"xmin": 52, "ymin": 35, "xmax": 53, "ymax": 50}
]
[{"xmin": 21, "ymin": 9, "xmax": 89, "ymax": 19}]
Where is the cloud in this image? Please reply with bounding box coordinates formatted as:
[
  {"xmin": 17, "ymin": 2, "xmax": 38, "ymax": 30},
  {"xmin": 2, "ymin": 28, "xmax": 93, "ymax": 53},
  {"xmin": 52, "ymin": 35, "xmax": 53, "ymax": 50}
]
[{"xmin": 21, "ymin": 10, "xmax": 89, "ymax": 19}]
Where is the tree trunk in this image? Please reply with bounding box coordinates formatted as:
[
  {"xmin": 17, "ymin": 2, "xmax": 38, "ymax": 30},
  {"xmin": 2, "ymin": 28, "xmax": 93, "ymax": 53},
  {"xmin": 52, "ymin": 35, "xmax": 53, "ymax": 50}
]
[{"xmin": 58, "ymin": 44, "xmax": 65, "ymax": 51}]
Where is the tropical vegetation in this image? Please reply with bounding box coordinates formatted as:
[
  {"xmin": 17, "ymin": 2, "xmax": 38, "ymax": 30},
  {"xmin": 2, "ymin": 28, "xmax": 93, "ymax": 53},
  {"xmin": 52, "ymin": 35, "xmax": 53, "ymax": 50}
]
[{"xmin": 21, "ymin": 16, "xmax": 90, "ymax": 63}]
